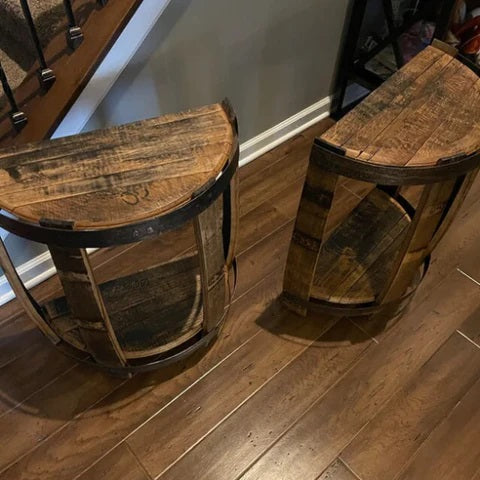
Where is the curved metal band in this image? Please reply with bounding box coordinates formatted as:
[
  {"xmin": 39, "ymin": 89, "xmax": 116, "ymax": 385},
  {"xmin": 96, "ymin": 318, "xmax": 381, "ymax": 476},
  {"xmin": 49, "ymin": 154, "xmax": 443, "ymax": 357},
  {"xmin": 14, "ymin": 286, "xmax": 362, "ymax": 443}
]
[
  {"xmin": 313, "ymin": 140, "xmax": 480, "ymax": 186},
  {"xmin": 0, "ymin": 143, "xmax": 239, "ymax": 248}
]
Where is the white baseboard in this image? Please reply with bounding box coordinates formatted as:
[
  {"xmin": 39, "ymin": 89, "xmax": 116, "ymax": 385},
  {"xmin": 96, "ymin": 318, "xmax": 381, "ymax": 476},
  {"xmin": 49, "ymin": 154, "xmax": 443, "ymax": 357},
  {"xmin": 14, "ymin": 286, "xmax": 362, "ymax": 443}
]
[
  {"xmin": 0, "ymin": 251, "xmax": 56, "ymax": 306},
  {"xmin": 239, "ymin": 96, "xmax": 331, "ymax": 167},
  {"xmin": 0, "ymin": 95, "xmax": 331, "ymax": 307}
]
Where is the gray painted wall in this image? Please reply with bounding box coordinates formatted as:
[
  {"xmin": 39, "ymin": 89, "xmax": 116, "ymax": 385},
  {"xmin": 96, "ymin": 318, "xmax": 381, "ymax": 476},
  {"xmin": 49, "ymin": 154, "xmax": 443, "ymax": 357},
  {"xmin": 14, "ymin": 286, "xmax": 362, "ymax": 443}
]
[{"xmin": 84, "ymin": 0, "xmax": 351, "ymax": 142}]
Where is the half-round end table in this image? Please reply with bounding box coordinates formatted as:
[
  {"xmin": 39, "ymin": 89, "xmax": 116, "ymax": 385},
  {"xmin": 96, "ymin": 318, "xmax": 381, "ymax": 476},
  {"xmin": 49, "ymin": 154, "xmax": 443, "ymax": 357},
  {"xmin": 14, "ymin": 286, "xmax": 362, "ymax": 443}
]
[
  {"xmin": 0, "ymin": 100, "xmax": 239, "ymax": 375},
  {"xmin": 283, "ymin": 41, "xmax": 480, "ymax": 319}
]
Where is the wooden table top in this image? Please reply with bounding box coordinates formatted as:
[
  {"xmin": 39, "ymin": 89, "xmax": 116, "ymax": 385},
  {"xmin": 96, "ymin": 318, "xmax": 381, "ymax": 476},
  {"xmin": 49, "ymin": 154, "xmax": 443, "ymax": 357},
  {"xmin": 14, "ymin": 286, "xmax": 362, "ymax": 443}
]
[
  {"xmin": 0, "ymin": 103, "xmax": 236, "ymax": 229},
  {"xmin": 322, "ymin": 45, "xmax": 480, "ymax": 167}
]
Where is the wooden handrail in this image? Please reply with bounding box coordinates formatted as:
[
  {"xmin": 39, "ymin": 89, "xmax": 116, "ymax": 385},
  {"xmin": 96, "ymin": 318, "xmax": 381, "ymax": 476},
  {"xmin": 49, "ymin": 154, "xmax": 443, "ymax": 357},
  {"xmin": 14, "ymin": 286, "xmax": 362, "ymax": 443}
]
[{"xmin": 0, "ymin": 0, "xmax": 142, "ymax": 146}]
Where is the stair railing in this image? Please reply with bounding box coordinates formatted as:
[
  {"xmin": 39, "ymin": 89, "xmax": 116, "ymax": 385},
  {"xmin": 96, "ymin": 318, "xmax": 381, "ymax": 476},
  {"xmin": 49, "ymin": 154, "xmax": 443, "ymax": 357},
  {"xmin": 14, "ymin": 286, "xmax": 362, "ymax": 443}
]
[{"xmin": 0, "ymin": 0, "xmax": 110, "ymax": 131}]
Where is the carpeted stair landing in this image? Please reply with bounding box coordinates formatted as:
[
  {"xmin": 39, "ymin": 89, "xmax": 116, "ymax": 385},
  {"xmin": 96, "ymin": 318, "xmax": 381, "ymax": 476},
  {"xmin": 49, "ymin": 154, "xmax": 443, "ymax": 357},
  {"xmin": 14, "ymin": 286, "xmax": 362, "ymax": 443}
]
[{"xmin": 0, "ymin": 0, "xmax": 66, "ymax": 95}]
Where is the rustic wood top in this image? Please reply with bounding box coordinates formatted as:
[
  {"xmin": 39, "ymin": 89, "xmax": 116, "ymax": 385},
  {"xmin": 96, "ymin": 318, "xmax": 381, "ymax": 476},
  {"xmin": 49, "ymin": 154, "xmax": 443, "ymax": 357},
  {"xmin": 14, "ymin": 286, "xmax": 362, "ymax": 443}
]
[
  {"xmin": 0, "ymin": 103, "xmax": 235, "ymax": 229},
  {"xmin": 322, "ymin": 45, "xmax": 480, "ymax": 167}
]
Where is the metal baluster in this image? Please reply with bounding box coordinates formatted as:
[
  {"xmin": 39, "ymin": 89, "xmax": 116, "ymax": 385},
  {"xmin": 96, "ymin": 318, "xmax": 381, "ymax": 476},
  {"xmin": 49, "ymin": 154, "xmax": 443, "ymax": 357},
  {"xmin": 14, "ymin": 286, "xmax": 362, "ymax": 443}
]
[
  {"xmin": 63, "ymin": 0, "xmax": 84, "ymax": 49},
  {"xmin": 382, "ymin": 0, "xmax": 404, "ymax": 69},
  {"xmin": 19, "ymin": 0, "xmax": 56, "ymax": 90},
  {"xmin": 0, "ymin": 63, "xmax": 27, "ymax": 131}
]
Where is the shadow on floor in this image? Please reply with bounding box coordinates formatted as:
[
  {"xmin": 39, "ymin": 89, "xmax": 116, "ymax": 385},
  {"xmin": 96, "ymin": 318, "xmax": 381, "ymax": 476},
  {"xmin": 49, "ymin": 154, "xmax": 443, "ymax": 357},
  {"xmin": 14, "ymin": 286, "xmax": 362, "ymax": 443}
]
[
  {"xmin": 0, "ymin": 329, "xmax": 215, "ymax": 421},
  {"xmin": 255, "ymin": 295, "xmax": 407, "ymax": 345},
  {"xmin": 0, "ymin": 290, "xmax": 409, "ymax": 420}
]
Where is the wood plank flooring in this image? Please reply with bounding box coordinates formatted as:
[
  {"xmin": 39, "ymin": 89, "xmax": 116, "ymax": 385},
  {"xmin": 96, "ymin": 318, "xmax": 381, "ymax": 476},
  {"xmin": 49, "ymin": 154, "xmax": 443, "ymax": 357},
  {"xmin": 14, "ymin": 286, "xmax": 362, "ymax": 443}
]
[{"xmin": 0, "ymin": 117, "xmax": 479, "ymax": 480}]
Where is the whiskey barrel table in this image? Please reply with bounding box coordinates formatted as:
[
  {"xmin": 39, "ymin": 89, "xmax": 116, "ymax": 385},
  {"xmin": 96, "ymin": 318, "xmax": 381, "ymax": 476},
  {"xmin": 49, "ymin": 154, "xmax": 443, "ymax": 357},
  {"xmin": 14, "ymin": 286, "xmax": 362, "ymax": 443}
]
[
  {"xmin": 283, "ymin": 41, "xmax": 480, "ymax": 318},
  {"xmin": 0, "ymin": 100, "xmax": 239, "ymax": 374}
]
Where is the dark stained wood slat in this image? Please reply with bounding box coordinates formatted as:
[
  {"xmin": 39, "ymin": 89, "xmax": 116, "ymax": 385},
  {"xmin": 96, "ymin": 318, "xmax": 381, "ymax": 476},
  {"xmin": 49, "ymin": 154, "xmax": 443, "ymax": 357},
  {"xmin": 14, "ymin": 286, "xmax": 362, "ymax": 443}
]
[
  {"xmin": 144, "ymin": 320, "xmax": 371, "ymax": 480},
  {"xmin": 0, "ymin": 265, "xmax": 285, "ymax": 480},
  {"xmin": 458, "ymin": 311, "xmax": 480, "ymax": 347},
  {"xmin": 322, "ymin": 46, "xmax": 480, "ymax": 167},
  {"xmin": 0, "ymin": 104, "xmax": 234, "ymax": 228},
  {"xmin": 77, "ymin": 443, "xmax": 151, "ymax": 480},
  {"xmin": 0, "ymin": 338, "xmax": 76, "ymax": 416},
  {"xmin": 237, "ymin": 271, "xmax": 479, "ymax": 480},
  {"xmin": 194, "ymin": 196, "xmax": 227, "ymax": 332},
  {"xmin": 0, "ymin": 239, "xmax": 59, "ymax": 344},
  {"xmin": 282, "ymin": 159, "xmax": 338, "ymax": 315},
  {"xmin": 408, "ymin": 78, "xmax": 480, "ymax": 165},
  {"xmin": 340, "ymin": 333, "xmax": 480, "ymax": 480},
  {"xmin": 48, "ymin": 246, "xmax": 125, "ymax": 367},
  {"xmin": 0, "ymin": 315, "xmax": 42, "ymax": 368},
  {"xmin": 0, "ymin": 120, "xmax": 332, "ymax": 477},
  {"xmin": 429, "ymin": 169, "xmax": 480, "ymax": 253},
  {"xmin": 380, "ymin": 179, "xmax": 458, "ymax": 304},
  {"xmin": 367, "ymin": 59, "xmax": 476, "ymax": 166},
  {"xmin": 323, "ymin": 46, "xmax": 445, "ymax": 149},
  {"xmin": 0, "ymin": 0, "xmax": 143, "ymax": 146},
  {"xmin": 316, "ymin": 459, "xmax": 358, "ymax": 480},
  {"xmin": 397, "ymin": 378, "xmax": 480, "ymax": 480}
]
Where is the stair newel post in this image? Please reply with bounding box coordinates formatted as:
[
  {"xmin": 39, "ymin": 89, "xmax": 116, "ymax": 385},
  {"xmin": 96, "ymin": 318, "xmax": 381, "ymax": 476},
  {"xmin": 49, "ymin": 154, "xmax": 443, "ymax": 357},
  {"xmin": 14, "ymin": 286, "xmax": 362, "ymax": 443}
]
[
  {"xmin": 19, "ymin": 0, "xmax": 56, "ymax": 89},
  {"xmin": 0, "ymin": 62, "xmax": 27, "ymax": 131},
  {"xmin": 63, "ymin": 0, "xmax": 84, "ymax": 49}
]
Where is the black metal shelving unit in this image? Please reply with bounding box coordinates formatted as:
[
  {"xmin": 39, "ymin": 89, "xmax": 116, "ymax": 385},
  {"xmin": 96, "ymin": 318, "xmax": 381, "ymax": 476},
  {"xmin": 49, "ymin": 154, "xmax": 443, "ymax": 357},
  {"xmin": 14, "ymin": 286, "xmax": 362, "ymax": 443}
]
[{"xmin": 332, "ymin": 0, "xmax": 457, "ymax": 118}]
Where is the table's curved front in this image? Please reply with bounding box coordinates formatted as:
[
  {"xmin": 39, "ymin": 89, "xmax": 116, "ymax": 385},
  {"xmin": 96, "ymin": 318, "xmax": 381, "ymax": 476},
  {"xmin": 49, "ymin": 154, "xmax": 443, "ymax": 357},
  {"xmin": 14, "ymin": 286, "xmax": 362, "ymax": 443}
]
[
  {"xmin": 0, "ymin": 100, "xmax": 239, "ymax": 374},
  {"xmin": 283, "ymin": 42, "xmax": 480, "ymax": 319}
]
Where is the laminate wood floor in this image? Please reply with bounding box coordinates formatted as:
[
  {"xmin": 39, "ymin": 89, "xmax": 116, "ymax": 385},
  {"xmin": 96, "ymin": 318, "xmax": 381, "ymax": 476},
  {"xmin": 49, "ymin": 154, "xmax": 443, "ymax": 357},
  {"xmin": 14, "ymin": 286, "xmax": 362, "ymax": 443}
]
[{"xmin": 0, "ymin": 117, "xmax": 479, "ymax": 480}]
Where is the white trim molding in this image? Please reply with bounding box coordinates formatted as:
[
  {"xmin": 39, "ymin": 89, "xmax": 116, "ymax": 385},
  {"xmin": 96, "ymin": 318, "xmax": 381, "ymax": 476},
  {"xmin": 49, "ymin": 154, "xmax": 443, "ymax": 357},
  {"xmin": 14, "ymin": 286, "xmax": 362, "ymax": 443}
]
[
  {"xmin": 239, "ymin": 96, "xmax": 332, "ymax": 167},
  {"xmin": 1, "ymin": 94, "xmax": 331, "ymax": 306},
  {"xmin": 0, "ymin": 251, "xmax": 55, "ymax": 306}
]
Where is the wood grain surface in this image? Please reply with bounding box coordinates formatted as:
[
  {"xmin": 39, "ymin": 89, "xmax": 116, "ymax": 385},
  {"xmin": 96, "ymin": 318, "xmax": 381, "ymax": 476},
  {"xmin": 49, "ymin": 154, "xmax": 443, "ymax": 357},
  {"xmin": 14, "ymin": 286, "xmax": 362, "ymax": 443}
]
[
  {"xmin": 340, "ymin": 333, "xmax": 480, "ymax": 480},
  {"xmin": 396, "ymin": 377, "xmax": 480, "ymax": 480},
  {"xmin": 0, "ymin": 0, "xmax": 142, "ymax": 146},
  {"xmin": 311, "ymin": 189, "xmax": 411, "ymax": 304},
  {"xmin": 322, "ymin": 46, "xmax": 480, "ymax": 166},
  {"xmin": 0, "ymin": 103, "xmax": 235, "ymax": 228}
]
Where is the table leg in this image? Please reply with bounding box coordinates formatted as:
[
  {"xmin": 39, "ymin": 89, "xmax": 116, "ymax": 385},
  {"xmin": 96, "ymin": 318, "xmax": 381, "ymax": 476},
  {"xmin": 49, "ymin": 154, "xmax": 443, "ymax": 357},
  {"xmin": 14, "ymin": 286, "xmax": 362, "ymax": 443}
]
[
  {"xmin": 283, "ymin": 157, "xmax": 339, "ymax": 316},
  {"xmin": 48, "ymin": 245, "xmax": 126, "ymax": 367}
]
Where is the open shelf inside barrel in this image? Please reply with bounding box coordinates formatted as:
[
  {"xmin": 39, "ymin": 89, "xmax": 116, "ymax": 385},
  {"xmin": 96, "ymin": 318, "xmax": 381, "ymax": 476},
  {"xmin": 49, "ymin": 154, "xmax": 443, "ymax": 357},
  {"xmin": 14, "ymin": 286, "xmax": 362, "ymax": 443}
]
[
  {"xmin": 43, "ymin": 254, "xmax": 204, "ymax": 359},
  {"xmin": 311, "ymin": 188, "xmax": 411, "ymax": 306}
]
